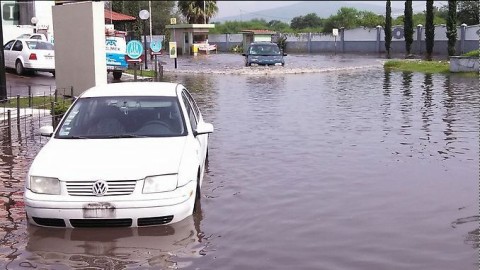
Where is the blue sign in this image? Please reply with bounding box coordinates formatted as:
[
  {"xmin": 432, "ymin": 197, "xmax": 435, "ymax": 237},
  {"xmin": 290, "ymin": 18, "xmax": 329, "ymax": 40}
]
[
  {"xmin": 126, "ymin": 40, "xmax": 143, "ymax": 59},
  {"xmin": 150, "ymin": 39, "xmax": 162, "ymax": 53}
]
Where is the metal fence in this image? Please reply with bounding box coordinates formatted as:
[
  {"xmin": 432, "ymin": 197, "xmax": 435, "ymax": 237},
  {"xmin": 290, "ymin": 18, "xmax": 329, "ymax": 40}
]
[{"xmin": 0, "ymin": 85, "xmax": 74, "ymax": 144}]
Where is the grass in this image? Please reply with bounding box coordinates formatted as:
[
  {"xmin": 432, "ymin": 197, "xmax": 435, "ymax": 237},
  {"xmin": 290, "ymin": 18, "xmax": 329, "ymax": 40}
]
[
  {"xmin": 125, "ymin": 69, "xmax": 157, "ymax": 78},
  {"xmin": 2, "ymin": 96, "xmax": 73, "ymax": 115},
  {"xmin": 384, "ymin": 59, "xmax": 450, "ymax": 73}
]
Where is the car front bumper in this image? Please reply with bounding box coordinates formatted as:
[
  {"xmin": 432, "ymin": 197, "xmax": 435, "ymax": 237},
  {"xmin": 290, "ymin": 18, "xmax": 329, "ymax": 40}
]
[{"xmin": 25, "ymin": 181, "xmax": 197, "ymax": 228}]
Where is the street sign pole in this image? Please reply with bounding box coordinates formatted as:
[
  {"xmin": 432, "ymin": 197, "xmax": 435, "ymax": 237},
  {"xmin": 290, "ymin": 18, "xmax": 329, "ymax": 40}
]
[{"xmin": 0, "ymin": 3, "xmax": 7, "ymax": 101}]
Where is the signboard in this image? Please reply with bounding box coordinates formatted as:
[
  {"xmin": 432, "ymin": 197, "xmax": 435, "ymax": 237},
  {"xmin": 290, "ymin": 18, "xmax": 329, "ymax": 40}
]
[
  {"xmin": 150, "ymin": 39, "xmax": 162, "ymax": 53},
  {"xmin": 2, "ymin": 1, "xmax": 19, "ymax": 25},
  {"xmin": 169, "ymin": 42, "xmax": 177, "ymax": 59},
  {"xmin": 332, "ymin": 28, "xmax": 338, "ymax": 36},
  {"xmin": 170, "ymin": 18, "xmax": 176, "ymax": 25},
  {"xmin": 126, "ymin": 40, "xmax": 143, "ymax": 59}
]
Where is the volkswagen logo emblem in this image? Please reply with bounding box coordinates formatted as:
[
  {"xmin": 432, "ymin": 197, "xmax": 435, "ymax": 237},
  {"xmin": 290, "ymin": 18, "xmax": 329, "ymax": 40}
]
[{"xmin": 92, "ymin": 180, "xmax": 108, "ymax": 196}]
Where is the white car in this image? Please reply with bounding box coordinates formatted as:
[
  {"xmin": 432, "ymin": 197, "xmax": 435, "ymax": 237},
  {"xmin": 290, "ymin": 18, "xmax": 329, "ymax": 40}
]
[
  {"xmin": 3, "ymin": 38, "xmax": 55, "ymax": 76},
  {"xmin": 25, "ymin": 82, "xmax": 213, "ymax": 228}
]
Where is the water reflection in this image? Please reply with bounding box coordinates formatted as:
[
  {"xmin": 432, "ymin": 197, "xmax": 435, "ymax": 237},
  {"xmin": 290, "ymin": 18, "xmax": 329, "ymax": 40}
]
[
  {"xmin": 421, "ymin": 73, "xmax": 433, "ymax": 139},
  {"xmin": 21, "ymin": 207, "xmax": 205, "ymax": 269}
]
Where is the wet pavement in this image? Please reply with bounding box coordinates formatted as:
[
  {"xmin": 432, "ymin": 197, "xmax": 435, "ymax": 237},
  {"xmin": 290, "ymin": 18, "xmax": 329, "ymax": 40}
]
[{"xmin": 1, "ymin": 54, "xmax": 479, "ymax": 269}]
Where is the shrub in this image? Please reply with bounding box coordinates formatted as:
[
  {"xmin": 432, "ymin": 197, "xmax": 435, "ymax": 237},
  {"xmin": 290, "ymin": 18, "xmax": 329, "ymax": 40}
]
[{"xmin": 462, "ymin": 50, "xmax": 480, "ymax": 57}]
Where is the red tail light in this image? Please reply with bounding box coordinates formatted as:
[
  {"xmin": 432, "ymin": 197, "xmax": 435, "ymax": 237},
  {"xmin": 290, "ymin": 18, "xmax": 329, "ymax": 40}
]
[{"xmin": 29, "ymin": 53, "xmax": 37, "ymax": 60}]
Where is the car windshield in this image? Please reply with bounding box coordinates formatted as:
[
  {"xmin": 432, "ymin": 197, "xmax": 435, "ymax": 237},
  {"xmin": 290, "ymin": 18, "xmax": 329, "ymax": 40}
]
[
  {"xmin": 249, "ymin": 44, "xmax": 281, "ymax": 56},
  {"xmin": 26, "ymin": 41, "xmax": 53, "ymax": 50},
  {"xmin": 55, "ymin": 96, "xmax": 186, "ymax": 139}
]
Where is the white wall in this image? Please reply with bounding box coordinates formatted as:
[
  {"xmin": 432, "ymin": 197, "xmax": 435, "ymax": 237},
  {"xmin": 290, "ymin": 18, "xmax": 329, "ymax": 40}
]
[{"xmin": 52, "ymin": 1, "xmax": 107, "ymax": 96}]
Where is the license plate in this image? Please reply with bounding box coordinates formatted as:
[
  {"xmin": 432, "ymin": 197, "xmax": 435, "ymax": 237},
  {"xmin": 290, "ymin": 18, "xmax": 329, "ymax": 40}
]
[{"xmin": 83, "ymin": 202, "xmax": 116, "ymax": 218}]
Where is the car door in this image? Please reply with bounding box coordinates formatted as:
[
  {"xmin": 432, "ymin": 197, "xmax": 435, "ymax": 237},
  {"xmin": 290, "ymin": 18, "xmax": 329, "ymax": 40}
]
[
  {"xmin": 3, "ymin": 40, "xmax": 15, "ymax": 68},
  {"xmin": 11, "ymin": 40, "xmax": 24, "ymax": 67}
]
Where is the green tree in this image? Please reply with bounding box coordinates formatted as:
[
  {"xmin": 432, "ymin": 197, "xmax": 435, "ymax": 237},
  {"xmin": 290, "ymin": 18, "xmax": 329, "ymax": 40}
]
[
  {"xmin": 425, "ymin": 0, "xmax": 435, "ymax": 60},
  {"xmin": 290, "ymin": 13, "xmax": 323, "ymax": 30},
  {"xmin": 404, "ymin": 0, "xmax": 414, "ymax": 56},
  {"xmin": 268, "ymin": 20, "xmax": 290, "ymax": 32},
  {"xmin": 323, "ymin": 7, "xmax": 360, "ymax": 33},
  {"xmin": 385, "ymin": 0, "xmax": 392, "ymax": 58},
  {"xmin": 446, "ymin": 0, "xmax": 457, "ymax": 56},
  {"xmin": 457, "ymin": 0, "xmax": 479, "ymax": 25},
  {"xmin": 110, "ymin": 1, "xmax": 175, "ymax": 38},
  {"xmin": 178, "ymin": 0, "xmax": 218, "ymax": 24},
  {"xmin": 358, "ymin": 11, "xmax": 385, "ymax": 28}
]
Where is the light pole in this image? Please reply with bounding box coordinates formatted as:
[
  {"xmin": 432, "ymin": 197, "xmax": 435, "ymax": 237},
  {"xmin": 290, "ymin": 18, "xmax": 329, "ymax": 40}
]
[
  {"xmin": 31, "ymin": 17, "xmax": 38, "ymax": 34},
  {"xmin": 139, "ymin": 10, "xmax": 150, "ymax": 70},
  {"xmin": 0, "ymin": 3, "xmax": 7, "ymax": 101}
]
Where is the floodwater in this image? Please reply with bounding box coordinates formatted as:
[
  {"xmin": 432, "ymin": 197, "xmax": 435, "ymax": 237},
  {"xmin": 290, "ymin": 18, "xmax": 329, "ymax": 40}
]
[{"xmin": 0, "ymin": 54, "xmax": 478, "ymax": 269}]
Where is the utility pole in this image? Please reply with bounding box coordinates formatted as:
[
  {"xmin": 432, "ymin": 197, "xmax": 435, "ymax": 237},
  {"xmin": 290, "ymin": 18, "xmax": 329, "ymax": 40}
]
[
  {"xmin": 203, "ymin": 1, "xmax": 206, "ymax": 24},
  {"xmin": 0, "ymin": 3, "xmax": 7, "ymax": 101},
  {"xmin": 148, "ymin": 1, "xmax": 152, "ymax": 42}
]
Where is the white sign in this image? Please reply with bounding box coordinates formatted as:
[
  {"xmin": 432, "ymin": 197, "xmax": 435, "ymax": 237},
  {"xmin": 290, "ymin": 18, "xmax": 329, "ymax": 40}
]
[
  {"xmin": 170, "ymin": 18, "xmax": 176, "ymax": 25},
  {"xmin": 332, "ymin": 28, "xmax": 339, "ymax": 36}
]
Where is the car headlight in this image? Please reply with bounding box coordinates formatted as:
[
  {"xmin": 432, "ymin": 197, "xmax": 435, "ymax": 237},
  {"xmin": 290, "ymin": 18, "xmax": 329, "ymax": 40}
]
[
  {"xmin": 143, "ymin": 174, "xmax": 178, "ymax": 194},
  {"xmin": 29, "ymin": 176, "xmax": 60, "ymax": 195}
]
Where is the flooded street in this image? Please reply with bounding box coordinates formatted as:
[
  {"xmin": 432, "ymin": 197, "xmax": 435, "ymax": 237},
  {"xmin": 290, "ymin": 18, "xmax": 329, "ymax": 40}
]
[{"xmin": 0, "ymin": 54, "xmax": 478, "ymax": 269}]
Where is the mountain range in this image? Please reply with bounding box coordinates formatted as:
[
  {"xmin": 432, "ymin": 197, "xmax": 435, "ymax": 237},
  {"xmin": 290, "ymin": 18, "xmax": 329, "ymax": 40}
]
[{"xmin": 213, "ymin": 1, "xmax": 426, "ymax": 23}]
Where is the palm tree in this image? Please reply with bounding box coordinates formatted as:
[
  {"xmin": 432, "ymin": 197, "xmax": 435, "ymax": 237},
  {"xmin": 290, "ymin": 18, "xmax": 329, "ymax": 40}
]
[{"xmin": 178, "ymin": 1, "xmax": 218, "ymax": 24}]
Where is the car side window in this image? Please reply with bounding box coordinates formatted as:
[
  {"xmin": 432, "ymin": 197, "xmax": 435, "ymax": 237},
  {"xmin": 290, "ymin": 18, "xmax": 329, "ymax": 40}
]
[
  {"xmin": 4, "ymin": 40, "xmax": 15, "ymax": 50},
  {"xmin": 12, "ymin": 41, "xmax": 23, "ymax": 51},
  {"xmin": 182, "ymin": 94, "xmax": 197, "ymax": 131}
]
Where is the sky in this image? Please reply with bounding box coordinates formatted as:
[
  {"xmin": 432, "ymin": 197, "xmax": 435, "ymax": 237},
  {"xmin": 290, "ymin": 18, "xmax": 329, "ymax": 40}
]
[{"xmin": 215, "ymin": 1, "xmax": 448, "ymax": 19}]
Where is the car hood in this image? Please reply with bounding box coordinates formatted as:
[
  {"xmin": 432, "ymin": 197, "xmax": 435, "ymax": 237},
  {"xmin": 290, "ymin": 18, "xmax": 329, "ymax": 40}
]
[{"xmin": 29, "ymin": 137, "xmax": 187, "ymax": 181}]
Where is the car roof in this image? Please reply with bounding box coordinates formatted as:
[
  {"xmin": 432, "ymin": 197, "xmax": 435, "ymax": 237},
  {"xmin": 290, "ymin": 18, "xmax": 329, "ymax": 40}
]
[
  {"xmin": 80, "ymin": 82, "xmax": 182, "ymax": 98},
  {"xmin": 16, "ymin": 38, "xmax": 49, "ymax": 42},
  {"xmin": 250, "ymin": 42, "xmax": 277, "ymax": 46}
]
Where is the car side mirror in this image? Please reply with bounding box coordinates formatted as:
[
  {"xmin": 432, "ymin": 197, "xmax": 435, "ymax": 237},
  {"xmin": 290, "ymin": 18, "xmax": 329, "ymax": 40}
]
[
  {"xmin": 283, "ymin": 52, "xmax": 288, "ymax": 56},
  {"xmin": 194, "ymin": 122, "xmax": 214, "ymax": 136},
  {"xmin": 39, "ymin": 125, "xmax": 54, "ymax": 137}
]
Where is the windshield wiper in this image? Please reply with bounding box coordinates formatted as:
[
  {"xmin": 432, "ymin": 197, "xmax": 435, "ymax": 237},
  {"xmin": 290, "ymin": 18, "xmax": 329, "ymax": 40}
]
[
  {"xmin": 107, "ymin": 134, "xmax": 148, "ymax": 138},
  {"xmin": 60, "ymin": 135, "xmax": 89, "ymax": 139}
]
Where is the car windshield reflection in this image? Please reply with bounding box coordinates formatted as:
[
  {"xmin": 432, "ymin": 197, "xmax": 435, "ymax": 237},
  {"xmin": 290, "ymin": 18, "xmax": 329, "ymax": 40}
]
[
  {"xmin": 249, "ymin": 45, "xmax": 281, "ymax": 56},
  {"xmin": 56, "ymin": 96, "xmax": 187, "ymax": 139}
]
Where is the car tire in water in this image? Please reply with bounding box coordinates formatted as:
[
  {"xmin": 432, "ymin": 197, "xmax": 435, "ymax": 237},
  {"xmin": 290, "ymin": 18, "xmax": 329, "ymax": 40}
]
[
  {"xmin": 113, "ymin": 71, "xmax": 122, "ymax": 80},
  {"xmin": 15, "ymin": 60, "xmax": 24, "ymax": 75}
]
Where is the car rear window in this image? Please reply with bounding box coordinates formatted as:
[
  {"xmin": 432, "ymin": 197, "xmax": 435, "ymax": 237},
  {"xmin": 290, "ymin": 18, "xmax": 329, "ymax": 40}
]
[{"xmin": 26, "ymin": 41, "xmax": 54, "ymax": 50}]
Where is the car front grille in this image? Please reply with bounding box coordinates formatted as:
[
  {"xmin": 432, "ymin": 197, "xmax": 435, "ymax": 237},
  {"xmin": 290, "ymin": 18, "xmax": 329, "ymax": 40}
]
[
  {"xmin": 70, "ymin": 218, "xmax": 132, "ymax": 228},
  {"xmin": 32, "ymin": 217, "xmax": 66, "ymax": 227},
  {"xmin": 66, "ymin": 180, "xmax": 137, "ymax": 196},
  {"xmin": 138, "ymin": 215, "xmax": 174, "ymax": 226}
]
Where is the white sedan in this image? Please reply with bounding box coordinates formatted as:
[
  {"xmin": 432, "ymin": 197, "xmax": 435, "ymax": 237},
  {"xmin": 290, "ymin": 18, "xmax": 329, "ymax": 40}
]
[
  {"xmin": 3, "ymin": 38, "xmax": 55, "ymax": 76},
  {"xmin": 25, "ymin": 82, "xmax": 213, "ymax": 228}
]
